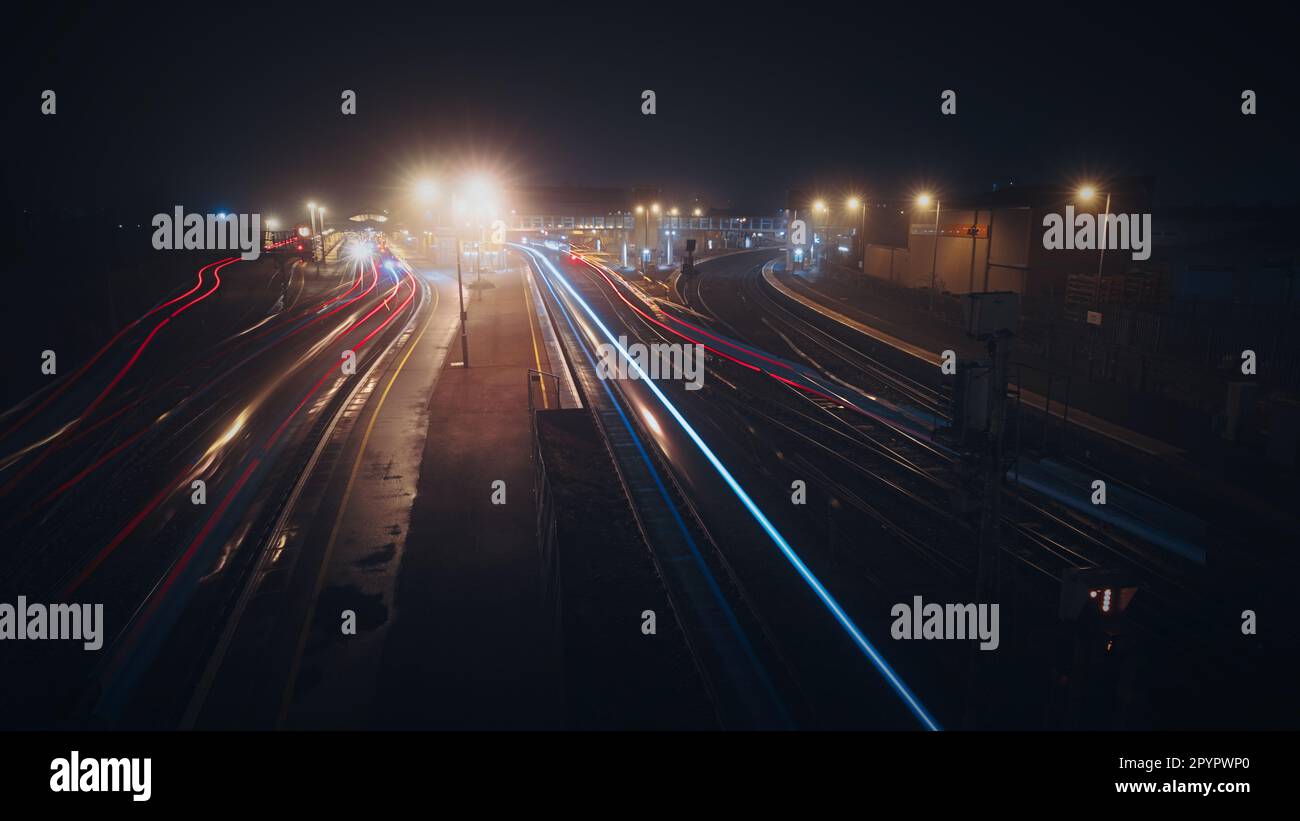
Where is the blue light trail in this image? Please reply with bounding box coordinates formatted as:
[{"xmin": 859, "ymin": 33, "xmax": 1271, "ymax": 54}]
[{"xmin": 520, "ymin": 246, "xmax": 941, "ymax": 731}]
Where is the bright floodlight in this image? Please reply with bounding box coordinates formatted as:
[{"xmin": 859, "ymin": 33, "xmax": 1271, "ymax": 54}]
[
  {"xmin": 916, "ymin": 194, "xmax": 932, "ymax": 207},
  {"xmin": 813, "ymin": 199, "xmax": 826, "ymax": 212},
  {"xmin": 847, "ymin": 197, "xmax": 861, "ymax": 209},
  {"xmin": 635, "ymin": 205, "xmax": 644, "ymax": 214},
  {"xmin": 266, "ymin": 218, "xmax": 280, "ymax": 230},
  {"xmin": 297, "ymin": 226, "xmax": 310, "ymax": 237},
  {"xmin": 1079, "ymin": 186, "xmax": 1097, "ymax": 201},
  {"xmin": 651, "ymin": 203, "xmax": 660, "ymax": 213},
  {"xmin": 415, "ymin": 178, "xmax": 438, "ymax": 203},
  {"xmin": 463, "ymin": 173, "xmax": 499, "ymax": 208},
  {"xmin": 693, "ymin": 207, "xmax": 702, "ymax": 216},
  {"xmin": 348, "ymin": 240, "xmax": 374, "ymax": 261},
  {"xmin": 307, "ymin": 201, "xmax": 316, "ymax": 210}
]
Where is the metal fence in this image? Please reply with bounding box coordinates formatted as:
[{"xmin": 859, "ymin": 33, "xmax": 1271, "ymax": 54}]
[
  {"xmin": 1020, "ymin": 295, "xmax": 1300, "ymax": 398},
  {"xmin": 817, "ymin": 257, "xmax": 1300, "ymax": 418}
]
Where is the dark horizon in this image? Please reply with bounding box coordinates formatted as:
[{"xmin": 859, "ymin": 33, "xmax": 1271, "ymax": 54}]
[{"xmin": 6, "ymin": 6, "xmax": 1299, "ymax": 220}]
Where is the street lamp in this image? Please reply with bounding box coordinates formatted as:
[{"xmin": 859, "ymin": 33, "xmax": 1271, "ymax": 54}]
[
  {"xmin": 447, "ymin": 191, "xmax": 472, "ymax": 368},
  {"xmin": 813, "ymin": 200, "xmax": 827, "ymax": 264},
  {"xmin": 1077, "ymin": 185, "xmax": 1112, "ymax": 288},
  {"xmin": 1078, "ymin": 184, "xmax": 1112, "ymax": 377},
  {"xmin": 667, "ymin": 207, "xmax": 679, "ymax": 261},
  {"xmin": 649, "ymin": 203, "xmax": 661, "ymax": 270},
  {"xmin": 307, "ymin": 201, "xmax": 317, "ymax": 236},
  {"xmin": 917, "ymin": 193, "xmax": 941, "ymax": 309},
  {"xmin": 635, "ymin": 205, "xmax": 648, "ymax": 272},
  {"xmin": 315, "ymin": 207, "xmax": 326, "ymax": 270},
  {"xmin": 848, "ymin": 196, "xmax": 866, "ymax": 273}
]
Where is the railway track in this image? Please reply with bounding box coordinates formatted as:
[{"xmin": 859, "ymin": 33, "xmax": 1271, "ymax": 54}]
[
  {"xmin": 568, "ymin": 252, "xmax": 1249, "ymax": 727},
  {"xmin": 685, "ymin": 257, "xmax": 1215, "ymax": 645}
]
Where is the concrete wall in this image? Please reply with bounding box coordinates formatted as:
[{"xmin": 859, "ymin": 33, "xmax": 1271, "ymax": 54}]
[
  {"xmin": 864, "ymin": 244, "xmax": 908, "ymax": 283},
  {"xmin": 859, "ymin": 195, "xmax": 1162, "ymax": 298},
  {"xmin": 902, "ymin": 206, "xmax": 992, "ymax": 294}
]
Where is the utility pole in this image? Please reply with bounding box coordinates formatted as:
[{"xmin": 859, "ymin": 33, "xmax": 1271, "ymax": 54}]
[
  {"xmin": 959, "ymin": 290, "xmax": 1018, "ymax": 727},
  {"xmin": 963, "ymin": 292, "xmax": 1018, "ymax": 600}
]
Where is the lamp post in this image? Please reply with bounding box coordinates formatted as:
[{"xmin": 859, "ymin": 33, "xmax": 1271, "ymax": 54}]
[
  {"xmin": 848, "ymin": 196, "xmax": 866, "ymax": 274},
  {"xmin": 635, "ymin": 205, "xmax": 645, "ymax": 272},
  {"xmin": 455, "ymin": 230, "xmax": 469, "ymax": 367},
  {"xmin": 812, "ymin": 199, "xmax": 827, "ymax": 266},
  {"xmin": 918, "ymin": 194, "xmax": 941, "ymax": 310},
  {"xmin": 1079, "ymin": 185, "xmax": 1111, "ymax": 378},
  {"xmin": 1078, "ymin": 186, "xmax": 1111, "ymax": 304},
  {"xmin": 636, "ymin": 203, "xmax": 659, "ymax": 273},
  {"xmin": 316, "ymin": 207, "xmax": 326, "ymax": 271},
  {"xmin": 651, "ymin": 203, "xmax": 660, "ymax": 268},
  {"xmin": 668, "ymin": 207, "xmax": 679, "ymax": 266}
]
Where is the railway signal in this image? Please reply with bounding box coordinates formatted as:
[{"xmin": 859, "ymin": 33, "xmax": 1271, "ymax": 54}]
[
  {"xmin": 1059, "ymin": 567, "xmax": 1138, "ymax": 622},
  {"xmin": 1057, "ymin": 567, "xmax": 1140, "ymax": 727}
]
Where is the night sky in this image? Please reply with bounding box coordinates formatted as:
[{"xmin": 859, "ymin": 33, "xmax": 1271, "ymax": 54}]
[{"xmin": 5, "ymin": 5, "xmax": 1299, "ymax": 221}]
